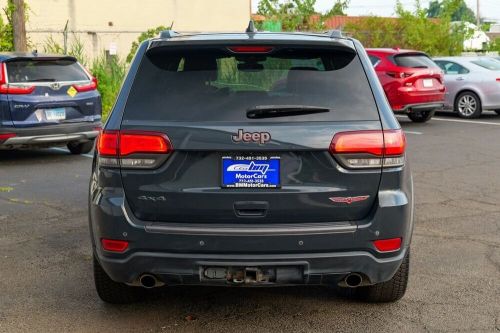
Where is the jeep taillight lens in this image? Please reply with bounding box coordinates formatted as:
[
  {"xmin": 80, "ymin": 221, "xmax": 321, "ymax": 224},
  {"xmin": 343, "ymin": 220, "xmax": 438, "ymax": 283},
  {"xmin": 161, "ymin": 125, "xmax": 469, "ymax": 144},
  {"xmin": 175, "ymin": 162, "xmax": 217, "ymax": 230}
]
[
  {"xmin": 97, "ymin": 130, "xmax": 172, "ymax": 168},
  {"xmin": 330, "ymin": 129, "xmax": 406, "ymax": 169}
]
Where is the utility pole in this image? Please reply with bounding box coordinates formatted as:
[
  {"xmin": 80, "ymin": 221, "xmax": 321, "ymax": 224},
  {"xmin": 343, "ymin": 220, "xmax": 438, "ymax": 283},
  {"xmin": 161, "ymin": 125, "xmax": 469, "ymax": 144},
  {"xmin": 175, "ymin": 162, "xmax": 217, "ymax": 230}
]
[
  {"xmin": 11, "ymin": 0, "xmax": 27, "ymax": 52},
  {"xmin": 476, "ymin": 0, "xmax": 480, "ymax": 27}
]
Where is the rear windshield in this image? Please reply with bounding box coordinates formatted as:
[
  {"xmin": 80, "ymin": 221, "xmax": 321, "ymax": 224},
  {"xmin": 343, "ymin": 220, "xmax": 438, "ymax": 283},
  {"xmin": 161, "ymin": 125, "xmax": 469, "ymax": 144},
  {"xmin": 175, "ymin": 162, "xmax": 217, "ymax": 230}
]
[
  {"xmin": 471, "ymin": 58, "xmax": 500, "ymax": 71},
  {"xmin": 6, "ymin": 59, "xmax": 89, "ymax": 83},
  {"xmin": 123, "ymin": 46, "xmax": 379, "ymax": 122},
  {"xmin": 394, "ymin": 54, "xmax": 437, "ymax": 68}
]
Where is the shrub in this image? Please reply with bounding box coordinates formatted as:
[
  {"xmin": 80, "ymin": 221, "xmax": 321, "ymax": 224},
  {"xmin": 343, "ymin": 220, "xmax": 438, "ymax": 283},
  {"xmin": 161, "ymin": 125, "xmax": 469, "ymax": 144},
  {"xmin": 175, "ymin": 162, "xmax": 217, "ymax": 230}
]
[
  {"xmin": 43, "ymin": 35, "xmax": 126, "ymax": 120},
  {"xmin": 90, "ymin": 55, "xmax": 126, "ymax": 119}
]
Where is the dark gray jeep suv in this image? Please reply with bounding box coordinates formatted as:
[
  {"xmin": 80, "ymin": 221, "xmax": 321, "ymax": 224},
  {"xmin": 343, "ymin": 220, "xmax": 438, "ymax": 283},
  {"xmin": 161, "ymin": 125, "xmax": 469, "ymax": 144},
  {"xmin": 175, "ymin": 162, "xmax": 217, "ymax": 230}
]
[{"xmin": 89, "ymin": 27, "xmax": 413, "ymax": 304}]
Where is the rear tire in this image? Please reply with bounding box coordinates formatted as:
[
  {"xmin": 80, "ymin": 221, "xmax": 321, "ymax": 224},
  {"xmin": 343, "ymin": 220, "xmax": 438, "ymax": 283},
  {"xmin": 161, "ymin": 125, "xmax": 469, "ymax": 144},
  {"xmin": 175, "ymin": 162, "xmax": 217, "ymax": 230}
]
[
  {"xmin": 358, "ymin": 249, "xmax": 409, "ymax": 302},
  {"xmin": 407, "ymin": 110, "xmax": 434, "ymax": 123},
  {"xmin": 93, "ymin": 254, "xmax": 145, "ymax": 304},
  {"xmin": 337, "ymin": 249, "xmax": 410, "ymax": 303},
  {"xmin": 455, "ymin": 92, "xmax": 481, "ymax": 119},
  {"xmin": 494, "ymin": 110, "xmax": 500, "ymax": 115},
  {"xmin": 67, "ymin": 140, "xmax": 94, "ymax": 155}
]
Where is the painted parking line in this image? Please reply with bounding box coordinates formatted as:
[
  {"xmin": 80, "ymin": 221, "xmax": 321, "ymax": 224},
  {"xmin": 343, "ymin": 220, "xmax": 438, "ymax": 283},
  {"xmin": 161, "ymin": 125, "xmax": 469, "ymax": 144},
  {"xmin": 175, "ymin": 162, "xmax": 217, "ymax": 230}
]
[
  {"xmin": 49, "ymin": 147, "xmax": 94, "ymax": 158},
  {"xmin": 431, "ymin": 117, "xmax": 500, "ymax": 126},
  {"xmin": 404, "ymin": 130, "xmax": 423, "ymax": 135},
  {"xmin": 396, "ymin": 114, "xmax": 500, "ymax": 126}
]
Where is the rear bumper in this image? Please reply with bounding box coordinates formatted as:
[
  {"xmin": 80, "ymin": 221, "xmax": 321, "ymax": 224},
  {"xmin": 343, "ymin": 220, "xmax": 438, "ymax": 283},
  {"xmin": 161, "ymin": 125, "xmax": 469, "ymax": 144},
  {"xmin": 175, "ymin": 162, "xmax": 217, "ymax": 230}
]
[
  {"xmin": 90, "ymin": 177, "xmax": 413, "ymax": 286},
  {"xmin": 389, "ymin": 87, "xmax": 445, "ymax": 112},
  {"xmin": 0, "ymin": 122, "xmax": 100, "ymax": 148},
  {"xmin": 393, "ymin": 102, "xmax": 444, "ymax": 113},
  {"xmin": 96, "ymin": 247, "xmax": 408, "ymax": 286}
]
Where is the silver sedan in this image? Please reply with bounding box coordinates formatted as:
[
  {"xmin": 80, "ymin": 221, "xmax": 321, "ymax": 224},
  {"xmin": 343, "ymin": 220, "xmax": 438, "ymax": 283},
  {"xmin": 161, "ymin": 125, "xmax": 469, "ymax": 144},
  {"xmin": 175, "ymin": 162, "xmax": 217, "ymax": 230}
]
[{"xmin": 433, "ymin": 57, "xmax": 500, "ymax": 118}]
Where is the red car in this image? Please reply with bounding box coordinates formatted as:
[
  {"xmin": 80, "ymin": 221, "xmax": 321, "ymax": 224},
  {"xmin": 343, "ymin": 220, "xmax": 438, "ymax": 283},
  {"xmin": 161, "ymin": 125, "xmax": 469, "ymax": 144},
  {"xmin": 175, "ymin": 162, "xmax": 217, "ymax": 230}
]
[{"xmin": 366, "ymin": 48, "xmax": 445, "ymax": 122}]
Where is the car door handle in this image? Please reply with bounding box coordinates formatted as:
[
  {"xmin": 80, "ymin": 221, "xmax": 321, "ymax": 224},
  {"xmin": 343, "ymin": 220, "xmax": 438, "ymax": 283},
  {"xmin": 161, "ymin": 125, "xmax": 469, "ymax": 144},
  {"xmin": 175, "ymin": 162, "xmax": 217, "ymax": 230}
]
[
  {"xmin": 456, "ymin": 77, "xmax": 464, "ymax": 81},
  {"xmin": 234, "ymin": 201, "xmax": 269, "ymax": 218}
]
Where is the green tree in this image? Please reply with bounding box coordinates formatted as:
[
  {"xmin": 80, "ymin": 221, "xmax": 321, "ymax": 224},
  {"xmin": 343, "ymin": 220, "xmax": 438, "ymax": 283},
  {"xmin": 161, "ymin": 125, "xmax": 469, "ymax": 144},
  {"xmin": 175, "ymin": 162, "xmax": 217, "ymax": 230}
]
[
  {"xmin": 257, "ymin": 0, "xmax": 320, "ymax": 31},
  {"xmin": 324, "ymin": 0, "xmax": 350, "ymax": 17},
  {"xmin": 427, "ymin": 0, "xmax": 476, "ymax": 23},
  {"xmin": 346, "ymin": 0, "xmax": 470, "ymax": 56},
  {"xmin": 0, "ymin": 2, "xmax": 15, "ymax": 51},
  {"xmin": 126, "ymin": 24, "xmax": 171, "ymax": 63}
]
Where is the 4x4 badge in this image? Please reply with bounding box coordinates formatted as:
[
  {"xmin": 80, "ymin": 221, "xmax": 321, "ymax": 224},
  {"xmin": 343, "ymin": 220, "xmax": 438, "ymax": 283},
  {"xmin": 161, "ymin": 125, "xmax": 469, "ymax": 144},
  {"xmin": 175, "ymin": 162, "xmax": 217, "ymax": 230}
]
[
  {"xmin": 329, "ymin": 196, "xmax": 370, "ymax": 204},
  {"xmin": 232, "ymin": 129, "xmax": 271, "ymax": 144}
]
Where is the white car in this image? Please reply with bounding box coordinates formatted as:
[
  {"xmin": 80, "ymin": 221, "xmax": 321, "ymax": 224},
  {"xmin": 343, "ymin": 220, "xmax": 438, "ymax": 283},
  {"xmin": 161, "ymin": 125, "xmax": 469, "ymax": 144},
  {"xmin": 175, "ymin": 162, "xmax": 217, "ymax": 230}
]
[{"xmin": 433, "ymin": 57, "xmax": 500, "ymax": 118}]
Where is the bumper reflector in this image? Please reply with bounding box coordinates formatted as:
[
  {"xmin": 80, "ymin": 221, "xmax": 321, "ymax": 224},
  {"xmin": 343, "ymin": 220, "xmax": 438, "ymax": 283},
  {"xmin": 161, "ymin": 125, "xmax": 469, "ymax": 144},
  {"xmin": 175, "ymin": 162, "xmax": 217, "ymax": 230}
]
[
  {"xmin": 373, "ymin": 238, "xmax": 402, "ymax": 252},
  {"xmin": 101, "ymin": 239, "xmax": 129, "ymax": 253}
]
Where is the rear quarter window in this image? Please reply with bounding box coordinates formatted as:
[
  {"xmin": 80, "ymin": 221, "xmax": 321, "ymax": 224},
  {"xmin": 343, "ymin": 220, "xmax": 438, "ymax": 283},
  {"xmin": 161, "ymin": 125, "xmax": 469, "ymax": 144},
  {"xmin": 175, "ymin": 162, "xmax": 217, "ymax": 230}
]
[
  {"xmin": 470, "ymin": 58, "xmax": 500, "ymax": 71},
  {"xmin": 123, "ymin": 45, "xmax": 380, "ymax": 122},
  {"xmin": 6, "ymin": 59, "xmax": 89, "ymax": 83}
]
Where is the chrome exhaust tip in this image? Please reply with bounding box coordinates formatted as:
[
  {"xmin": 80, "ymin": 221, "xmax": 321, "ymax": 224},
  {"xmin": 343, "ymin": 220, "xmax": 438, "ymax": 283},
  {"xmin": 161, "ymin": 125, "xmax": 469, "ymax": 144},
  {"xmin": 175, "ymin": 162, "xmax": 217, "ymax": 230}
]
[
  {"xmin": 344, "ymin": 273, "xmax": 363, "ymax": 288},
  {"xmin": 139, "ymin": 274, "xmax": 159, "ymax": 289}
]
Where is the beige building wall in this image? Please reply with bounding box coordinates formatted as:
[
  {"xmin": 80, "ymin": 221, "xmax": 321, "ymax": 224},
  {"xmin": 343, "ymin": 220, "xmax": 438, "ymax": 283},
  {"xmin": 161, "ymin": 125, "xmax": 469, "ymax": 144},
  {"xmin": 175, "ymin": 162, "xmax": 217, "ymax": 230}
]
[{"xmin": 0, "ymin": 0, "xmax": 251, "ymax": 60}]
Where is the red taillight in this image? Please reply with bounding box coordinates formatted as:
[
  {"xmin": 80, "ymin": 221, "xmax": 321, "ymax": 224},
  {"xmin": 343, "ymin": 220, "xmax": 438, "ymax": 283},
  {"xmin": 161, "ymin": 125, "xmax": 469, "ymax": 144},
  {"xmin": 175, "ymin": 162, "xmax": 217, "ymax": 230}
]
[
  {"xmin": 496, "ymin": 78, "xmax": 500, "ymax": 82},
  {"xmin": 386, "ymin": 71, "xmax": 413, "ymax": 79},
  {"xmin": 330, "ymin": 129, "xmax": 406, "ymax": 169},
  {"xmin": 330, "ymin": 131, "xmax": 384, "ymax": 156},
  {"xmin": 97, "ymin": 131, "xmax": 119, "ymax": 156},
  {"xmin": 120, "ymin": 132, "xmax": 170, "ymax": 156},
  {"xmin": 101, "ymin": 239, "xmax": 129, "ymax": 253},
  {"xmin": 227, "ymin": 46, "xmax": 274, "ymax": 53},
  {"xmin": 383, "ymin": 130, "xmax": 406, "ymax": 156},
  {"xmin": 0, "ymin": 63, "xmax": 35, "ymax": 94},
  {"xmin": 1, "ymin": 85, "xmax": 36, "ymax": 94},
  {"xmin": 73, "ymin": 79, "xmax": 97, "ymax": 92},
  {"xmin": 97, "ymin": 130, "xmax": 172, "ymax": 168},
  {"xmin": 373, "ymin": 238, "xmax": 402, "ymax": 252},
  {"xmin": 0, "ymin": 133, "xmax": 16, "ymax": 141}
]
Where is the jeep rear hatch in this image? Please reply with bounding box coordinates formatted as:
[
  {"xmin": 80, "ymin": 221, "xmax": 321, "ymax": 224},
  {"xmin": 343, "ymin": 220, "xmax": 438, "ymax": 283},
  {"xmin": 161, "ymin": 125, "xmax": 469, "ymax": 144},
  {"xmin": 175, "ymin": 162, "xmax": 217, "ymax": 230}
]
[{"xmin": 112, "ymin": 43, "xmax": 397, "ymax": 223}]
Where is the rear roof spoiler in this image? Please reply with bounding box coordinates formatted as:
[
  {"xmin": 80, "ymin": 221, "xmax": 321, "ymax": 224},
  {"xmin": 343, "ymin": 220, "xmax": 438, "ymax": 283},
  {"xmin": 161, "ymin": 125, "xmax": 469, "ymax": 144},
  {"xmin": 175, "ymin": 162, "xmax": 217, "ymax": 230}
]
[{"xmin": 3, "ymin": 55, "xmax": 78, "ymax": 63}]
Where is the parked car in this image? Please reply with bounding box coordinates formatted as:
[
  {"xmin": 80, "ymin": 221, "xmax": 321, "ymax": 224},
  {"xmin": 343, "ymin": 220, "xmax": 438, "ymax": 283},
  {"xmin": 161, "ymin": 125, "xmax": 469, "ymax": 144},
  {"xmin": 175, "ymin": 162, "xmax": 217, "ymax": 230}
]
[
  {"xmin": 89, "ymin": 27, "xmax": 413, "ymax": 304},
  {"xmin": 433, "ymin": 56, "xmax": 500, "ymax": 118},
  {"xmin": 0, "ymin": 53, "xmax": 101, "ymax": 153},
  {"xmin": 366, "ymin": 48, "xmax": 445, "ymax": 122}
]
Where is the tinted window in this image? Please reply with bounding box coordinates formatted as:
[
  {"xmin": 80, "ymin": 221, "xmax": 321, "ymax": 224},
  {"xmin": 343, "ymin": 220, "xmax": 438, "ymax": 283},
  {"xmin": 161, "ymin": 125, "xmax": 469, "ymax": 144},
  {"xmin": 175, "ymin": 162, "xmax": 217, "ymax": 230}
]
[
  {"xmin": 123, "ymin": 46, "xmax": 379, "ymax": 122},
  {"xmin": 6, "ymin": 59, "xmax": 89, "ymax": 83},
  {"xmin": 435, "ymin": 61, "xmax": 469, "ymax": 74},
  {"xmin": 471, "ymin": 58, "xmax": 500, "ymax": 71},
  {"xmin": 368, "ymin": 55, "xmax": 380, "ymax": 66},
  {"xmin": 394, "ymin": 54, "xmax": 437, "ymax": 68}
]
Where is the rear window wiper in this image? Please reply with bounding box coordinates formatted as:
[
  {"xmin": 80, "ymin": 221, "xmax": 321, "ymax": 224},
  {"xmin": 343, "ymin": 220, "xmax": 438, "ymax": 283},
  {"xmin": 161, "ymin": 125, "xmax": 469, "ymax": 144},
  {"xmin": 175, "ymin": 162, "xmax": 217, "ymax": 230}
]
[
  {"xmin": 28, "ymin": 78, "xmax": 57, "ymax": 82},
  {"xmin": 247, "ymin": 105, "xmax": 331, "ymax": 119}
]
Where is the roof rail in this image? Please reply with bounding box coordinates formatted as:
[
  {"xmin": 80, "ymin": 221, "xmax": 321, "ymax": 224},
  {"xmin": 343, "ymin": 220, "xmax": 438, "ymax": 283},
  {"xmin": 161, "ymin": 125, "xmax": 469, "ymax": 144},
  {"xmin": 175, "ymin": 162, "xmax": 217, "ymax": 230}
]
[
  {"xmin": 159, "ymin": 30, "xmax": 179, "ymax": 39},
  {"xmin": 325, "ymin": 30, "xmax": 343, "ymax": 38}
]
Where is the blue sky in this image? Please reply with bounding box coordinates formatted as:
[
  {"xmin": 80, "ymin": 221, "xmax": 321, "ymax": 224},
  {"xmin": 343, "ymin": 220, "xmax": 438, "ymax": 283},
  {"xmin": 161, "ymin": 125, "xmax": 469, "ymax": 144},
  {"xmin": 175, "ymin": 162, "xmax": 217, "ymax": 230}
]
[{"xmin": 251, "ymin": 0, "xmax": 500, "ymax": 22}]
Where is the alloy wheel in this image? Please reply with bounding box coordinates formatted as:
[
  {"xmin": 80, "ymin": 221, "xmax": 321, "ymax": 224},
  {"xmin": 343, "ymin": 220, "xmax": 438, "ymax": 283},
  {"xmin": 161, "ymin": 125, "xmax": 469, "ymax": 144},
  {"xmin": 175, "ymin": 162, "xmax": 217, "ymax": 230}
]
[{"xmin": 457, "ymin": 95, "xmax": 477, "ymax": 117}]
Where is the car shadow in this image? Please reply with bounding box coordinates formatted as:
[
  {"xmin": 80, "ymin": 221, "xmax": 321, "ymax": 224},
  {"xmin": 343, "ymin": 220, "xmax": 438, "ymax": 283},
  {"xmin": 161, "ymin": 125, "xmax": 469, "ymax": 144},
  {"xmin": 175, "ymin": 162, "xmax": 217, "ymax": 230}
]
[{"xmin": 0, "ymin": 148, "xmax": 88, "ymax": 164}]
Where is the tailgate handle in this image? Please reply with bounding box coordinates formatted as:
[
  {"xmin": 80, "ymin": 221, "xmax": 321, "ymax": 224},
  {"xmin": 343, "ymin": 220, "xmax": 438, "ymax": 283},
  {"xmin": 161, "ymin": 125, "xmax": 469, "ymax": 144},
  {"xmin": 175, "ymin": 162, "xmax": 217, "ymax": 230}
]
[{"xmin": 234, "ymin": 201, "xmax": 269, "ymax": 218}]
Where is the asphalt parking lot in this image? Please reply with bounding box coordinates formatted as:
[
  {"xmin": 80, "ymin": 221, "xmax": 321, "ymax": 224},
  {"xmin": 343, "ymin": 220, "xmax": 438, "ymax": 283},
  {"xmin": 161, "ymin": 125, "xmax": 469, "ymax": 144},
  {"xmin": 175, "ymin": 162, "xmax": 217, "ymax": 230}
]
[{"xmin": 0, "ymin": 112, "xmax": 499, "ymax": 333}]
